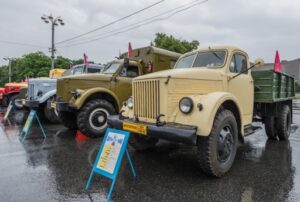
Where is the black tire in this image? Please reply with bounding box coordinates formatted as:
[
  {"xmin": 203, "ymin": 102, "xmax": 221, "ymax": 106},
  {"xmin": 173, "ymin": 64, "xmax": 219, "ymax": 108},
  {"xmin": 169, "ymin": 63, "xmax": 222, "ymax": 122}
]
[
  {"xmin": 129, "ymin": 134, "xmax": 158, "ymax": 151},
  {"xmin": 264, "ymin": 117, "xmax": 277, "ymax": 140},
  {"xmin": 59, "ymin": 111, "xmax": 77, "ymax": 129},
  {"xmin": 44, "ymin": 104, "xmax": 60, "ymax": 123},
  {"xmin": 77, "ymin": 99, "xmax": 116, "ymax": 138},
  {"xmin": 197, "ymin": 109, "xmax": 238, "ymax": 177},
  {"xmin": 276, "ymin": 105, "xmax": 291, "ymax": 141}
]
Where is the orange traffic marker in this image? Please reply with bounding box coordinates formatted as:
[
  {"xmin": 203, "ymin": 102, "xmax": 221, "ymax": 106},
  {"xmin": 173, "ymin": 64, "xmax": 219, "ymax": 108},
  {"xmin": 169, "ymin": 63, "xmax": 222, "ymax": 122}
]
[{"xmin": 75, "ymin": 130, "xmax": 91, "ymax": 141}]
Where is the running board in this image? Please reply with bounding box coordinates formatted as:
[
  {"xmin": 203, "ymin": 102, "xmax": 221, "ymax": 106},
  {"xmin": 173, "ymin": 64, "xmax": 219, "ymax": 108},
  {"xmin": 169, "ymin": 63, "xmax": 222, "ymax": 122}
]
[{"xmin": 244, "ymin": 124, "xmax": 262, "ymax": 136}]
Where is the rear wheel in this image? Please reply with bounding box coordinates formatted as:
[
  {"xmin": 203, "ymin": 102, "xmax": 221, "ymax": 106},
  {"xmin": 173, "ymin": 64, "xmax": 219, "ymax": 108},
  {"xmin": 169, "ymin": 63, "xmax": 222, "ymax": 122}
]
[
  {"xmin": 59, "ymin": 111, "xmax": 77, "ymax": 129},
  {"xmin": 197, "ymin": 109, "xmax": 238, "ymax": 177},
  {"xmin": 264, "ymin": 117, "xmax": 277, "ymax": 140},
  {"xmin": 276, "ymin": 105, "xmax": 291, "ymax": 141},
  {"xmin": 77, "ymin": 99, "xmax": 116, "ymax": 138},
  {"xmin": 129, "ymin": 134, "xmax": 158, "ymax": 151}
]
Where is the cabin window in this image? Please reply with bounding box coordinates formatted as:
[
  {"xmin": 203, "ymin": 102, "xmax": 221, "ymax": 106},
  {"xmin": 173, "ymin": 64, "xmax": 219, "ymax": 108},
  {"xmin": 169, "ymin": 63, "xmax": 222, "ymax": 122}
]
[{"xmin": 229, "ymin": 54, "xmax": 248, "ymax": 74}]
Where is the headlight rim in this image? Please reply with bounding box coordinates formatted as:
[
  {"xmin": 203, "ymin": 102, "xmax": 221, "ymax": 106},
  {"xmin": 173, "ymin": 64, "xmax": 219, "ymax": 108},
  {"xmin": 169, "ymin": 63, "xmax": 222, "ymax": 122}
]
[
  {"xmin": 127, "ymin": 96, "xmax": 133, "ymax": 109},
  {"xmin": 179, "ymin": 97, "xmax": 194, "ymax": 114}
]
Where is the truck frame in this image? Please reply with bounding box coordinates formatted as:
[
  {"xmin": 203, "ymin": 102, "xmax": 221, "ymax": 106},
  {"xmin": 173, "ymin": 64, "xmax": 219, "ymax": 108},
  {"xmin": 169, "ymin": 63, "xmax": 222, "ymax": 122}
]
[{"xmin": 108, "ymin": 46, "xmax": 295, "ymax": 177}]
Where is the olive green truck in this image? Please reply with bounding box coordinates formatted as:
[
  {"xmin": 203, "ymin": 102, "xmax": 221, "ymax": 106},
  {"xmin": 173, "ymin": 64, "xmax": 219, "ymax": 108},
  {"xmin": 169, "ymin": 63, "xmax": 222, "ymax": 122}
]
[
  {"xmin": 108, "ymin": 46, "xmax": 295, "ymax": 177},
  {"xmin": 51, "ymin": 46, "xmax": 181, "ymax": 137}
]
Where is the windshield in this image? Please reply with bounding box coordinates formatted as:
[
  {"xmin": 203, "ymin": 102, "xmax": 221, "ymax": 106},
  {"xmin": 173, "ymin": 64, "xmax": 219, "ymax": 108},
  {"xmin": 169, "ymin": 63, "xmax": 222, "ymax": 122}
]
[
  {"xmin": 103, "ymin": 63, "xmax": 120, "ymax": 74},
  {"xmin": 175, "ymin": 51, "xmax": 226, "ymax": 69}
]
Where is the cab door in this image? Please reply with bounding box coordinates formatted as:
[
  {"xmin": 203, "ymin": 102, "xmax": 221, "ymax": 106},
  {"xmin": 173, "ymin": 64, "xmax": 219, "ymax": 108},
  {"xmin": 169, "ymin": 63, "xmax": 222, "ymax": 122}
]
[
  {"xmin": 114, "ymin": 64, "xmax": 141, "ymax": 103},
  {"xmin": 227, "ymin": 53, "xmax": 254, "ymax": 125}
]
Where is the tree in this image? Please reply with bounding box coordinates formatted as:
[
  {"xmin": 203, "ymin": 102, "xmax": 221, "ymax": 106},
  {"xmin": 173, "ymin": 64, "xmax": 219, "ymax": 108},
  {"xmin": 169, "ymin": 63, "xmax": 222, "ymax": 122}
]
[
  {"xmin": 56, "ymin": 56, "xmax": 72, "ymax": 69},
  {"xmin": 153, "ymin": 33, "xmax": 199, "ymax": 54},
  {"xmin": 0, "ymin": 52, "xmax": 96, "ymax": 86}
]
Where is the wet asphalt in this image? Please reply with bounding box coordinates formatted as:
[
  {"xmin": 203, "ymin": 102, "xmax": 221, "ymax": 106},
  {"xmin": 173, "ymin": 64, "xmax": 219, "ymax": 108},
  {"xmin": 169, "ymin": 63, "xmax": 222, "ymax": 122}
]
[{"xmin": 0, "ymin": 107, "xmax": 299, "ymax": 202}]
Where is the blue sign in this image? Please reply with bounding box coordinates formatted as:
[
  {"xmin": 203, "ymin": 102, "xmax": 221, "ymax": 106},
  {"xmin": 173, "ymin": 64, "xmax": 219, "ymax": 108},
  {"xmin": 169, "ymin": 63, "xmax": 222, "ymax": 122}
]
[
  {"xmin": 84, "ymin": 128, "xmax": 136, "ymax": 202},
  {"xmin": 20, "ymin": 110, "xmax": 46, "ymax": 142}
]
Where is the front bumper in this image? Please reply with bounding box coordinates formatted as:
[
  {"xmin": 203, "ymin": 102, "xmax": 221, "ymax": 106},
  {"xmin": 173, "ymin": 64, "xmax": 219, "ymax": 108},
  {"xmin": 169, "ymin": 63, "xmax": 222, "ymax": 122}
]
[
  {"xmin": 107, "ymin": 115, "xmax": 198, "ymax": 145},
  {"xmin": 25, "ymin": 100, "xmax": 40, "ymax": 108},
  {"xmin": 47, "ymin": 100, "xmax": 70, "ymax": 112}
]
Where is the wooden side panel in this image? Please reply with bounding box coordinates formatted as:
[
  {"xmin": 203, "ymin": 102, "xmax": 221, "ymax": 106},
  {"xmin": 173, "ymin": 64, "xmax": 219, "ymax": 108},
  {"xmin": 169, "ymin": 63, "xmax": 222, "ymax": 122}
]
[{"xmin": 252, "ymin": 70, "xmax": 295, "ymax": 103}]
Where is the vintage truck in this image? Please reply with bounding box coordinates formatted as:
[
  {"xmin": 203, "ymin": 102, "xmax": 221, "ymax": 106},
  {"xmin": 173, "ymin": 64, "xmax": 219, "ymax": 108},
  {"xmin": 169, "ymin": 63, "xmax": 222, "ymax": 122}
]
[
  {"xmin": 53, "ymin": 46, "xmax": 181, "ymax": 137},
  {"xmin": 25, "ymin": 64, "xmax": 103, "ymax": 123},
  {"xmin": 108, "ymin": 46, "xmax": 295, "ymax": 177}
]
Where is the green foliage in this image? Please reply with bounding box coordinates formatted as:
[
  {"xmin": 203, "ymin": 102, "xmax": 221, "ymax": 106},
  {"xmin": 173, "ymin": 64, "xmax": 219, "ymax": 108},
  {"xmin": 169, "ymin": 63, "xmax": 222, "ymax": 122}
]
[
  {"xmin": 0, "ymin": 52, "xmax": 95, "ymax": 86},
  {"xmin": 153, "ymin": 33, "xmax": 199, "ymax": 54}
]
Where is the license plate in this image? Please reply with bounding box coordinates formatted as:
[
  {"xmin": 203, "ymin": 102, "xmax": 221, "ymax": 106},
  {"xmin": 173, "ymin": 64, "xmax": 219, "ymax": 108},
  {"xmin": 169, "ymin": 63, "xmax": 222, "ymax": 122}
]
[
  {"xmin": 51, "ymin": 102, "xmax": 56, "ymax": 109},
  {"xmin": 123, "ymin": 122, "xmax": 147, "ymax": 135}
]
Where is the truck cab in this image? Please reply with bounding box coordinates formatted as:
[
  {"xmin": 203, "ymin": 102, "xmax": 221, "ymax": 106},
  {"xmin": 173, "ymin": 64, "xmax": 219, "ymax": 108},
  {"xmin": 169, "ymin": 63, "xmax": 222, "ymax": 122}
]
[{"xmin": 108, "ymin": 46, "xmax": 294, "ymax": 177}]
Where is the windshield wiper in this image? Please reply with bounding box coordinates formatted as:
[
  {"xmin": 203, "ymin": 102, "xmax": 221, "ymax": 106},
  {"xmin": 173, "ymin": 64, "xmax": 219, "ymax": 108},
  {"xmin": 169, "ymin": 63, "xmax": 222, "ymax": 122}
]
[{"xmin": 212, "ymin": 52, "xmax": 222, "ymax": 60}]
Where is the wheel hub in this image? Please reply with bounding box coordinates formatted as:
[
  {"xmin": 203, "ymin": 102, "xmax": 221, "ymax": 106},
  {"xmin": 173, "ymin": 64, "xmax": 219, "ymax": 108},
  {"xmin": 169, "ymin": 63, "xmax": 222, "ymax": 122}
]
[
  {"xmin": 217, "ymin": 126, "xmax": 234, "ymax": 163},
  {"xmin": 89, "ymin": 108, "xmax": 109, "ymax": 130}
]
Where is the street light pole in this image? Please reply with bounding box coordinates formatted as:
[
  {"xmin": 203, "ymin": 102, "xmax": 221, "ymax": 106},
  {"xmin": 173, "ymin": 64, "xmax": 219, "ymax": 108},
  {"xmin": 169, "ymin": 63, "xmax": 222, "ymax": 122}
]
[
  {"xmin": 41, "ymin": 14, "xmax": 65, "ymax": 69},
  {"xmin": 51, "ymin": 22, "xmax": 55, "ymax": 69},
  {"xmin": 3, "ymin": 57, "xmax": 13, "ymax": 82}
]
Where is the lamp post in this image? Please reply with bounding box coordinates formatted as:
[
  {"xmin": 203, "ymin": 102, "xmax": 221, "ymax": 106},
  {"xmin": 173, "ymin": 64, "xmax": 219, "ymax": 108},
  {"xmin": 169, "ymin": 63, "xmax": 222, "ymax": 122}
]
[
  {"xmin": 3, "ymin": 57, "xmax": 14, "ymax": 82},
  {"xmin": 41, "ymin": 14, "xmax": 65, "ymax": 69}
]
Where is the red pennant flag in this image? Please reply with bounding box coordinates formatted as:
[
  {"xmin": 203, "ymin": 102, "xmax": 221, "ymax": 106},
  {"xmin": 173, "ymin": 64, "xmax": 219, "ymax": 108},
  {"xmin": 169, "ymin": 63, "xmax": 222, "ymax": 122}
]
[
  {"xmin": 83, "ymin": 53, "xmax": 89, "ymax": 66},
  {"xmin": 274, "ymin": 50, "xmax": 282, "ymax": 72},
  {"xmin": 128, "ymin": 42, "xmax": 133, "ymax": 57}
]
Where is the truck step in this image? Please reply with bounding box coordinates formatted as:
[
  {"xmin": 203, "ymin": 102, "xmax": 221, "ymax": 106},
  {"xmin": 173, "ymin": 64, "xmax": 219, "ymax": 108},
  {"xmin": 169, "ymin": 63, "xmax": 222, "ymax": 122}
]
[{"xmin": 244, "ymin": 124, "xmax": 262, "ymax": 136}]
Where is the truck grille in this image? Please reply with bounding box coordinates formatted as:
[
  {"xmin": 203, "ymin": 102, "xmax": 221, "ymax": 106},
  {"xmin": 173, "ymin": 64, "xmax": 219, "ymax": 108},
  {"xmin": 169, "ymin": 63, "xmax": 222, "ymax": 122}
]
[{"xmin": 133, "ymin": 79, "xmax": 160, "ymax": 120}]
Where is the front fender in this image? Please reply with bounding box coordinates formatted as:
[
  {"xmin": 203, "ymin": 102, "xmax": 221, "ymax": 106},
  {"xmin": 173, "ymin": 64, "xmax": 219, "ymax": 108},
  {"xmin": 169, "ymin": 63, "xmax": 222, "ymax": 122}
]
[
  {"xmin": 72, "ymin": 87, "xmax": 120, "ymax": 110},
  {"xmin": 171, "ymin": 92, "xmax": 243, "ymax": 136},
  {"xmin": 39, "ymin": 89, "xmax": 57, "ymax": 104}
]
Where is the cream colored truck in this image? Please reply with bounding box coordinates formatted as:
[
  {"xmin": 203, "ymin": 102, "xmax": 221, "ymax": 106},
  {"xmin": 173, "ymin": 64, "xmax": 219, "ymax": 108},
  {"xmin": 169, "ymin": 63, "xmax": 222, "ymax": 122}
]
[{"xmin": 108, "ymin": 46, "xmax": 295, "ymax": 177}]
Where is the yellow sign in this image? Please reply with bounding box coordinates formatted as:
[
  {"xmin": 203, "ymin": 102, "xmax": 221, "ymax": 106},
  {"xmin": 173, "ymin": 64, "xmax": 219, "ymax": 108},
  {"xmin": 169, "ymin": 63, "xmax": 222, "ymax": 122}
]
[
  {"xmin": 96, "ymin": 132, "xmax": 125, "ymax": 174},
  {"xmin": 123, "ymin": 122, "xmax": 147, "ymax": 135},
  {"xmin": 50, "ymin": 102, "xmax": 56, "ymax": 109}
]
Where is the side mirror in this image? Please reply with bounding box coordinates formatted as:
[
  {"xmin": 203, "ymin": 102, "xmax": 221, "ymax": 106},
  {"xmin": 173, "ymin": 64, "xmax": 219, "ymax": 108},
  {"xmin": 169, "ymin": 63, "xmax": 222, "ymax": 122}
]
[{"xmin": 254, "ymin": 58, "xmax": 264, "ymax": 67}]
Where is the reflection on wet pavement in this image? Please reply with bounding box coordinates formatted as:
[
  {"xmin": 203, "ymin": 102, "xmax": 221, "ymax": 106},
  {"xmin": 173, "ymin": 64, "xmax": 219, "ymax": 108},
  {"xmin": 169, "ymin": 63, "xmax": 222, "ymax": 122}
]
[{"xmin": 0, "ymin": 108, "xmax": 299, "ymax": 202}]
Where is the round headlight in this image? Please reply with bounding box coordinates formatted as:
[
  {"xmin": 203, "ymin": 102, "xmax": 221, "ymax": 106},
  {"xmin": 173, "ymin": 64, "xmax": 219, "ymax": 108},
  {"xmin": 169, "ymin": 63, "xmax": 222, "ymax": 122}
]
[
  {"xmin": 179, "ymin": 97, "xmax": 193, "ymax": 114},
  {"xmin": 127, "ymin": 97, "xmax": 133, "ymax": 109}
]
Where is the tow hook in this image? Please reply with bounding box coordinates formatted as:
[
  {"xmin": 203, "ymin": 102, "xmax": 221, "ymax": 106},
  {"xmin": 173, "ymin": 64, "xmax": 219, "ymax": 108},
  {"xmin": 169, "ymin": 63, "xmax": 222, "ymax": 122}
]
[
  {"xmin": 119, "ymin": 110, "xmax": 128, "ymax": 120},
  {"xmin": 156, "ymin": 114, "xmax": 166, "ymax": 126}
]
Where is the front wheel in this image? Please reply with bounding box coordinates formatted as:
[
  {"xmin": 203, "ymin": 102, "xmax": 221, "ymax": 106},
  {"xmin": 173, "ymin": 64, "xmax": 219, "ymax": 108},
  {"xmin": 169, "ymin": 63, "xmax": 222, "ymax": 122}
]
[
  {"xmin": 77, "ymin": 99, "xmax": 116, "ymax": 138},
  {"xmin": 197, "ymin": 109, "xmax": 238, "ymax": 177},
  {"xmin": 44, "ymin": 103, "xmax": 60, "ymax": 123}
]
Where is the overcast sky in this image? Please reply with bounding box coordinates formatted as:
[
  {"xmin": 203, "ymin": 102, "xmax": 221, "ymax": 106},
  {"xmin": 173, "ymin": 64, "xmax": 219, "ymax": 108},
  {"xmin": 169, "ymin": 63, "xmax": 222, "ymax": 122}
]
[{"xmin": 0, "ymin": 0, "xmax": 299, "ymax": 66}]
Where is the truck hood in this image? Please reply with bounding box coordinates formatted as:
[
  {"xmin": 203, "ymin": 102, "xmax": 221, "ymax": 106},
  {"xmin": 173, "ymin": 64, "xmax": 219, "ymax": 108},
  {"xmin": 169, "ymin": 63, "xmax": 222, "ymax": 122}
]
[
  {"xmin": 29, "ymin": 78, "xmax": 57, "ymax": 84},
  {"xmin": 134, "ymin": 68, "xmax": 224, "ymax": 81},
  {"xmin": 62, "ymin": 73, "xmax": 112, "ymax": 81}
]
